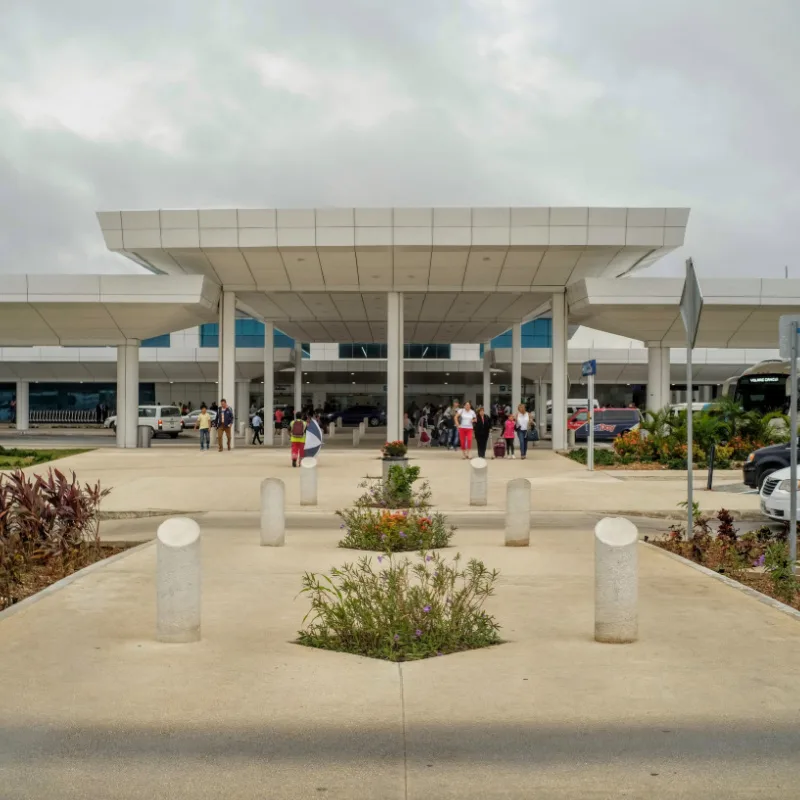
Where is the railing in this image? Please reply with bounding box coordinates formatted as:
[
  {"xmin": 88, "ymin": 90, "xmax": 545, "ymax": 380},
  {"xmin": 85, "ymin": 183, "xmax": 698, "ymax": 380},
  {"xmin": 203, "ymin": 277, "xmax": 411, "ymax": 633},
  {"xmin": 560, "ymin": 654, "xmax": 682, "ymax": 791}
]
[{"xmin": 28, "ymin": 409, "xmax": 109, "ymax": 425}]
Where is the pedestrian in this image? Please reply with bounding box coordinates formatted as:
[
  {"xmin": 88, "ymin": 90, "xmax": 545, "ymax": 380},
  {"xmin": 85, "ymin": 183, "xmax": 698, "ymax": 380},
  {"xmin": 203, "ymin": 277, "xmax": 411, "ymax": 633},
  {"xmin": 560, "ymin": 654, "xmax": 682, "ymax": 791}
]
[
  {"xmin": 274, "ymin": 406, "xmax": 284, "ymax": 430},
  {"xmin": 251, "ymin": 411, "xmax": 263, "ymax": 445},
  {"xmin": 402, "ymin": 412, "xmax": 414, "ymax": 446},
  {"xmin": 95, "ymin": 402, "xmax": 103, "ymax": 425},
  {"xmin": 474, "ymin": 405, "xmax": 492, "ymax": 459},
  {"xmin": 515, "ymin": 403, "xmax": 531, "ymax": 460},
  {"xmin": 456, "ymin": 400, "xmax": 477, "ymax": 459},
  {"xmin": 503, "ymin": 412, "xmax": 516, "ymax": 458},
  {"xmin": 214, "ymin": 398, "xmax": 234, "ymax": 452},
  {"xmin": 195, "ymin": 403, "xmax": 212, "ymax": 451},
  {"xmin": 290, "ymin": 411, "xmax": 306, "ymax": 467},
  {"xmin": 444, "ymin": 400, "xmax": 461, "ymax": 451}
]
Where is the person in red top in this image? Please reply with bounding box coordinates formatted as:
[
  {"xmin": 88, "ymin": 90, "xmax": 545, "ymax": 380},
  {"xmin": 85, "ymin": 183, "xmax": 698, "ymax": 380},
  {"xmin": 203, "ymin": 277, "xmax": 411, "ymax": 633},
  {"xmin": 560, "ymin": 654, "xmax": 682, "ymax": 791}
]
[{"xmin": 274, "ymin": 407, "xmax": 284, "ymax": 431}]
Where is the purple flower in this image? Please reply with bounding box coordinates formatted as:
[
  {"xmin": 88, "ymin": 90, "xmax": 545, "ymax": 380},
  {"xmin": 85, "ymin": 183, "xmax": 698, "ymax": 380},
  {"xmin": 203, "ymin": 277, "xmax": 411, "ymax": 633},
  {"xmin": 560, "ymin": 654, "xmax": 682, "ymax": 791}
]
[
  {"xmin": 339, "ymin": 524, "xmax": 345, "ymax": 529},
  {"xmin": 754, "ymin": 554, "xmax": 766, "ymax": 567},
  {"xmin": 436, "ymin": 651, "xmax": 443, "ymax": 657},
  {"xmin": 394, "ymin": 634, "xmax": 400, "ymax": 642},
  {"xmin": 399, "ymin": 532, "xmax": 406, "ymax": 538},
  {"xmin": 415, "ymin": 629, "xmax": 422, "ymax": 637},
  {"xmin": 380, "ymin": 534, "xmax": 386, "ymax": 541},
  {"xmin": 425, "ymin": 555, "xmax": 432, "ymax": 562},
  {"xmin": 377, "ymin": 555, "xmax": 383, "ymax": 563},
  {"xmin": 423, "ymin": 605, "xmax": 431, "ymax": 613}
]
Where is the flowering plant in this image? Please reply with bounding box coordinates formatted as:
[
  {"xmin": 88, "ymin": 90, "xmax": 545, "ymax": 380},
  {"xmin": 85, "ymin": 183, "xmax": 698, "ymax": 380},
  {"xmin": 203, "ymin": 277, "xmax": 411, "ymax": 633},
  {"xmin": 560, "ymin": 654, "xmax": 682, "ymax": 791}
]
[
  {"xmin": 297, "ymin": 550, "xmax": 501, "ymax": 661},
  {"xmin": 338, "ymin": 505, "xmax": 453, "ymax": 551},
  {"xmin": 382, "ymin": 440, "xmax": 407, "ymax": 458}
]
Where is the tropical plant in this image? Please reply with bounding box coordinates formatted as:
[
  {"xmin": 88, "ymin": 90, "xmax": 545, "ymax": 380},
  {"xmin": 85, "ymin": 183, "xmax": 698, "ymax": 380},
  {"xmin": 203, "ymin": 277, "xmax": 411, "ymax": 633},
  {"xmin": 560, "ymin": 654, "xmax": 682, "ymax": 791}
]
[
  {"xmin": 382, "ymin": 440, "xmax": 407, "ymax": 458},
  {"xmin": 297, "ymin": 550, "xmax": 501, "ymax": 661},
  {"xmin": 763, "ymin": 541, "xmax": 800, "ymax": 604},
  {"xmin": 337, "ymin": 506, "xmax": 454, "ymax": 551},
  {"xmin": 358, "ymin": 465, "xmax": 427, "ymax": 509}
]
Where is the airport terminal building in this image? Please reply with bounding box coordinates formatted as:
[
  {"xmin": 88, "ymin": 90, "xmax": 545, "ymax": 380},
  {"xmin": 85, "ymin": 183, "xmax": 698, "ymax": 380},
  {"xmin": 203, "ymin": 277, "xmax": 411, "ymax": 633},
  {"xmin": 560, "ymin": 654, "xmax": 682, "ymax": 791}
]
[{"xmin": 1, "ymin": 206, "xmax": 796, "ymax": 447}]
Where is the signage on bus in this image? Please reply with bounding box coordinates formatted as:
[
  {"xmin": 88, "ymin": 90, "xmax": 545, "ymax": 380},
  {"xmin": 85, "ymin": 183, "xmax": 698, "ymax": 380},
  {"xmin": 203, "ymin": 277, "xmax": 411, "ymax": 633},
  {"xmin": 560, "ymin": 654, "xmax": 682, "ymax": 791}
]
[{"xmin": 744, "ymin": 376, "xmax": 781, "ymax": 383}]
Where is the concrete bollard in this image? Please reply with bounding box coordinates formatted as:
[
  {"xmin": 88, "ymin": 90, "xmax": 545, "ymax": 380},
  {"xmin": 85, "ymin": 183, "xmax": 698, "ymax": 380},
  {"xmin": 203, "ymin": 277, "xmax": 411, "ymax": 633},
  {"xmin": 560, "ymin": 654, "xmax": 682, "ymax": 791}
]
[
  {"xmin": 353, "ymin": 428, "xmax": 360, "ymax": 447},
  {"xmin": 505, "ymin": 478, "xmax": 531, "ymax": 546},
  {"xmin": 359, "ymin": 421, "xmax": 366, "ymax": 436},
  {"xmin": 156, "ymin": 517, "xmax": 201, "ymax": 643},
  {"xmin": 280, "ymin": 428, "xmax": 289, "ymax": 447},
  {"xmin": 260, "ymin": 477, "xmax": 285, "ymax": 546},
  {"xmin": 470, "ymin": 457, "xmax": 488, "ymax": 506},
  {"xmin": 237, "ymin": 420, "xmax": 247, "ymax": 437},
  {"xmin": 567, "ymin": 428, "xmax": 576, "ymax": 448},
  {"xmin": 363, "ymin": 416, "xmax": 369, "ymax": 429},
  {"xmin": 594, "ymin": 517, "xmax": 638, "ymax": 644},
  {"xmin": 329, "ymin": 422, "xmax": 335, "ymax": 438},
  {"xmin": 300, "ymin": 456, "xmax": 318, "ymax": 506}
]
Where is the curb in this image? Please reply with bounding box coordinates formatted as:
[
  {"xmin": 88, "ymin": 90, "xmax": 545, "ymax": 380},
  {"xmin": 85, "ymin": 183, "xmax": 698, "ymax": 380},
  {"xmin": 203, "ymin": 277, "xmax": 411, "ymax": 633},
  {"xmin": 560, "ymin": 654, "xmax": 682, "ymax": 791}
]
[
  {"xmin": 641, "ymin": 540, "xmax": 800, "ymax": 624},
  {"xmin": 0, "ymin": 540, "xmax": 154, "ymax": 625}
]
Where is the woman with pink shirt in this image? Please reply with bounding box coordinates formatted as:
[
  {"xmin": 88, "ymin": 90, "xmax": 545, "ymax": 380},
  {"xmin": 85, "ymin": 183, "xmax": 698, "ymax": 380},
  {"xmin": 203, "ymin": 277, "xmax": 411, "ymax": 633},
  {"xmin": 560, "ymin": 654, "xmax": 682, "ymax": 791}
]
[{"xmin": 503, "ymin": 413, "xmax": 516, "ymax": 459}]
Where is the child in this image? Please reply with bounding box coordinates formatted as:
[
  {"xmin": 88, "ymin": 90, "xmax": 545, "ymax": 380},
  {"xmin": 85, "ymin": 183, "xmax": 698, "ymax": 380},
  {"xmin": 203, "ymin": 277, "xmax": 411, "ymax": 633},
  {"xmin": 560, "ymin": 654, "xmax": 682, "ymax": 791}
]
[{"xmin": 503, "ymin": 413, "xmax": 516, "ymax": 459}]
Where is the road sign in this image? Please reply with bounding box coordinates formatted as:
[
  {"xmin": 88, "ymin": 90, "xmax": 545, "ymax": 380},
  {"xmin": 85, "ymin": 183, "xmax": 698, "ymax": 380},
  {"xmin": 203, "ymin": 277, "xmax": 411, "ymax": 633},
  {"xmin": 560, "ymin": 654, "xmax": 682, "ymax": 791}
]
[
  {"xmin": 680, "ymin": 257, "xmax": 704, "ymax": 349},
  {"xmin": 779, "ymin": 315, "xmax": 800, "ymax": 359},
  {"xmin": 581, "ymin": 359, "xmax": 597, "ymax": 377}
]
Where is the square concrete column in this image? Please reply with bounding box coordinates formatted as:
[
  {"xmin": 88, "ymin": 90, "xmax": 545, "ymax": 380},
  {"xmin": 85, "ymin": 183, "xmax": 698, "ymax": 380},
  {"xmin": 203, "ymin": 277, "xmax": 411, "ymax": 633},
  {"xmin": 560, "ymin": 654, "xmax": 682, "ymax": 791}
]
[
  {"xmin": 235, "ymin": 381, "xmax": 250, "ymax": 430},
  {"xmin": 263, "ymin": 321, "xmax": 274, "ymax": 446},
  {"xmin": 536, "ymin": 380, "xmax": 547, "ymax": 433},
  {"xmin": 218, "ymin": 290, "xmax": 236, "ymax": 410},
  {"xmin": 483, "ymin": 345, "xmax": 492, "ymax": 411},
  {"xmin": 387, "ymin": 291, "xmax": 404, "ymax": 442},
  {"xmin": 116, "ymin": 340, "xmax": 140, "ymax": 448},
  {"xmin": 293, "ymin": 342, "xmax": 303, "ymax": 413},
  {"xmin": 541, "ymin": 383, "xmax": 550, "ymax": 435},
  {"xmin": 551, "ymin": 292, "xmax": 568, "ymax": 450},
  {"xmin": 14, "ymin": 380, "xmax": 29, "ymax": 432},
  {"xmin": 511, "ymin": 323, "xmax": 522, "ymax": 413},
  {"xmin": 646, "ymin": 345, "xmax": 670, "ymax": 412}
]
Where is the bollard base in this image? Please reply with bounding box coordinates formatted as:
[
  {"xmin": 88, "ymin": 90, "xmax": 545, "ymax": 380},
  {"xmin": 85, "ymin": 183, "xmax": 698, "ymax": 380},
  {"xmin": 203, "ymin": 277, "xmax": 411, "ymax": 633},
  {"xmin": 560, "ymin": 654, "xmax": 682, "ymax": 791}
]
[
  {"xmin": 157, "ymin": 627, "xmax": 201, "ymax": 644},
  {"xmin": 594, "ymin": 625, "xmax": 637, "ymax": 644},
  {"xmin": 505, "ymin": 538, "xmax": 530, "ymax": 547}
]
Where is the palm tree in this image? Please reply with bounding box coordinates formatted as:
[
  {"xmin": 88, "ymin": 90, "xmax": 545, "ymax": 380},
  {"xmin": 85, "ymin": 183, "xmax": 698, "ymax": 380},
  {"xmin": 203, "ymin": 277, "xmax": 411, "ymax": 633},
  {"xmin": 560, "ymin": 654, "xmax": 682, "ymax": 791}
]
[
  {"xmin": 640, "ymin": 406, "xmax": 674, "ymax": 449},
  {"xmin": 711, "ymin": 396, "xmax": 750, "ymax": 439}
]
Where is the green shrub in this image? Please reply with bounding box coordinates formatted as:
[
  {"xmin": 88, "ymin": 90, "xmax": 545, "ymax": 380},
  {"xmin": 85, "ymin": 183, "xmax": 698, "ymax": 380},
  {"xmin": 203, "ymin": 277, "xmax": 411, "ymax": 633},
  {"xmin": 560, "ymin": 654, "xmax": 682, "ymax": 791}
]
[
  {"xmin": 764, "ymin": 541, "xmax": 800, "ymax": 604},
  {"xmin": 297, "ymin": 551, "xmax": 501, "ymax": 661},
  {"xmin": 338, "ymin": 506, "xmax": 454, "ymax": 551},
  {"xmin": 360, "ymin": 465, "xmax": 428, "ymax": 509},
  {"xmin": 567, "ymin": 448, "xmax": 616, "ymax": 466}
]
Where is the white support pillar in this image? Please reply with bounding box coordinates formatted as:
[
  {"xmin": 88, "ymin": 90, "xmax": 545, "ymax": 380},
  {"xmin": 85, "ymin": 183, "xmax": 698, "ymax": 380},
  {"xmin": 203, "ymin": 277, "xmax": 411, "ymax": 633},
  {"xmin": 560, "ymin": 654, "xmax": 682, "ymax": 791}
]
[
  {"xmin": 483, "ymin": 345, "xmax": 492, "ymax": 411},
  {"xmin": 511, "ymin": 323, "xmax": 522, "ymax": 414},
  {"xmin": 263, "ymin": 321, "xmax": 274, "ymax": 446},
  {"xmin": 542, "ymin": 383, "xmax": 550, "ymax": 435},
  {"xmin": 551, "ymin": 292, "xmax": 568, "ymax": 450},
  {"xmin": 387, "ymin": 291, "xmax": 403, "ymax": 442},
  {"xmin": 647, "ymin": 345, "xmax": 670, "ymax": 413},
  {"xmin": 15, "ymin": 380, "xmax": 29, "ymax": 432},
  {"xmin": 535, "ymin": 380, "xmax": 546, "ymax": 434},
  {"xmin": 235, "ymin": 381, "xmax": 250, "ymax": 433},
  {"xmin": 116, "ymin": 340, "xmax": 140, "ymax": 449},
  {"xmin": 294, "ymin": 342, "xmax": 303, "ymax": 414},
  {"xmin": 700, "ymin": 384, "xmax": 713, "ymax": 402},
  {"xmin": 218, "ymin": 290, "xmax": 236, "ymax": 410}
]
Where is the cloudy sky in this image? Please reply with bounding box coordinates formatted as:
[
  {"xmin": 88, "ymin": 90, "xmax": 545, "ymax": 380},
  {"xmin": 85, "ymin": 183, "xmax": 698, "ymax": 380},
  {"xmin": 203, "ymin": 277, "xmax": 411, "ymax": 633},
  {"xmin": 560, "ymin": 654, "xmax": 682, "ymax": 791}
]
[{"xmin": 1, "ymin": 0, "xmax": 798, "ymax": 278}]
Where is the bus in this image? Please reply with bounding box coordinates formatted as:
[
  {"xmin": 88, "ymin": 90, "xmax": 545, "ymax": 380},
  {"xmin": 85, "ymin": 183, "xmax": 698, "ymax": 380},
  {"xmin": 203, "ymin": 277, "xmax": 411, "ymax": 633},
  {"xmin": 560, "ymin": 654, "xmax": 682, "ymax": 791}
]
[{"xmin": 732, "ymin": 359, "xmax": 793, "ymax": 414}]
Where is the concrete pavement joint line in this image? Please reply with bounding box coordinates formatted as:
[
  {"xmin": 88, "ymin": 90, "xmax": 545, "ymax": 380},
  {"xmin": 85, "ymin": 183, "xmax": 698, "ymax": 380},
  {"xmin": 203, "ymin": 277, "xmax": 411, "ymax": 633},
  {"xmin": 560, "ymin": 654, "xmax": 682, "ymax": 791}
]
[
  {"xmin": 398, "ymin": 663, "xmax": 409, "ymax": 800},
  {"xmin": 0, "ymin": 540, "xmax": 155, "ymax": 624},
  {"xmin": 642, "ymin": 541, "xmax": 800, "ymax": 624}
]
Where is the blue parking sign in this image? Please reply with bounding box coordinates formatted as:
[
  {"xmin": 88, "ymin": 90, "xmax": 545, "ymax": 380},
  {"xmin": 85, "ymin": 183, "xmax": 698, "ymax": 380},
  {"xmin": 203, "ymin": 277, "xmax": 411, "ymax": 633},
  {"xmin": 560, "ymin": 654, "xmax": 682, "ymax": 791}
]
[{"xmin": 581, "ymin": 359, "xmax": 596, "ymax": 377}]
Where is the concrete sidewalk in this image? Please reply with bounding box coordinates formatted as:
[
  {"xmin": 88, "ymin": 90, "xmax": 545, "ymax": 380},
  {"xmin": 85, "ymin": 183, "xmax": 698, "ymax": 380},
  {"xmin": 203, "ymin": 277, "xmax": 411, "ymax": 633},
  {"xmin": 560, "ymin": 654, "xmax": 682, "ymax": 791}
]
[
  {"xmin": 2, "ymin": 515, "xmax": 800, "ymax": 798},
  {"xmin": 7, "ymin": 445, "xmax": 759, "ymax": 519}
]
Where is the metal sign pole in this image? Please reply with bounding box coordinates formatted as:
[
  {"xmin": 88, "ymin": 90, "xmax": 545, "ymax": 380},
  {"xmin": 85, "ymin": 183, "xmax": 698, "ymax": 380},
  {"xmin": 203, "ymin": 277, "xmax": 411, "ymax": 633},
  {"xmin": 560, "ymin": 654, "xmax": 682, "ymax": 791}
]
[
  {"xmin": 686, "ymin": 346, "xmax": 693, "ymax": 540},
  {"xmin": 587, "ymin": 372, "xmax": 595, "ymax": 471},
  {"xmin": 791, "ymin": 329, "xmax": 798, "ymax": 573}
]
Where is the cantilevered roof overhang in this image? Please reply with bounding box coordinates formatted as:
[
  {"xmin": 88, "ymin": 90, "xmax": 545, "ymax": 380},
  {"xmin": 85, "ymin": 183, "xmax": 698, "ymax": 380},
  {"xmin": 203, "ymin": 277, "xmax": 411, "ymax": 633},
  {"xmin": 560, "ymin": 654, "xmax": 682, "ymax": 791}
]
[
  {"xmin": 567, "ymin": 278, "xmax": 800, "ymax": 348},
  {"xmin": 0, "ymin": 274, "xmax": 219, "ymax": 346},
  {"xmin": 97, "ymin": 206, "xmax": 689, "ymax": 344}
]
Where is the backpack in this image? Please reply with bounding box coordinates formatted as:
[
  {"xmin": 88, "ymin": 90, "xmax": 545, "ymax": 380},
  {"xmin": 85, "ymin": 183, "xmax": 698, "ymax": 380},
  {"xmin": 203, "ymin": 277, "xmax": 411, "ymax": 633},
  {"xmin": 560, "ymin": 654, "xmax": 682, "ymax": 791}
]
[{"xmin": 291, "ymin": 419, "xmax": 305, "ymax": 437}]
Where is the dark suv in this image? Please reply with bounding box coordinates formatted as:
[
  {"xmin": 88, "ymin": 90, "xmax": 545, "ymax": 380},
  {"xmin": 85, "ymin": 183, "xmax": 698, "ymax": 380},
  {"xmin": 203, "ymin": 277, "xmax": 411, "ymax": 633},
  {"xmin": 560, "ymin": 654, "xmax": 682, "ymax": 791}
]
[
  {"xmin": 326, "ymin": 406, "xmax": 386, "ymax": 427},
  {"xmin": 743, "ymin": 441, "xmax": 797, "ymax": 489}
]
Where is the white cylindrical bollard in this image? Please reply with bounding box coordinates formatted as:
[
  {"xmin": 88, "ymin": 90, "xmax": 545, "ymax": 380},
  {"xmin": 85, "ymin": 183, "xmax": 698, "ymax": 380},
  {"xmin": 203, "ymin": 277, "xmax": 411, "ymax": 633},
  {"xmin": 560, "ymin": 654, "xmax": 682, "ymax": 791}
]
[
  {"xmin": 156, "ymin": 517, "xmax": 201, "ymax": 643},
  {"xmin": 567, "ymin": 428, "xmax": 576, "ymax": 449},
  {"xmin": 594, "ymin": 517, "xmax": 638, "ymax": 644},
  {"xmin": 470, "ymin": 457, "xmax": 488, "ymax": 506},
  {"xmin": 353, "ymin": 428, "xmax": 360, "ymax": 447},
  {"xmin": 280, "ymin": 428, "xmax": 289, "ymax": 447},
  {"xmin": 260, "ymin": 477, "xmax": 285, "ymax": 546},
  {"xmin": 238, "ymin": 420, "xmax": 247, "ymax": 437},
  {"xmin": 505, "ymin": 478, "xmax": 531, "ymax": 546},
  {"xmin": 300, "ymin": 457, "xmax": 318, "ymax": 506},
  {"xmin": 329, "ymin": 422, "xmax": 335, "ymax": 438},
  {"xmin": 363, "ymin": 416, "xmax": 369, "ymax": 429},
  {"xmin": 359, "ymin": 421, "xmax": 366, "ymax": 436}
]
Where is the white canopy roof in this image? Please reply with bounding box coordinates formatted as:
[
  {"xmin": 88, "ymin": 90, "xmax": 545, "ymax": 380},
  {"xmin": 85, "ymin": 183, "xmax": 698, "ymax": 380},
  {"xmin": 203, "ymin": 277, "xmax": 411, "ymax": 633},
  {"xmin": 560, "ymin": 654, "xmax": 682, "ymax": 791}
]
[
  {"xmin": 98, "ymin": 206, "xmax": 689, "ymax": 343},
  {"xmin": 0, "ymin": 274, "xmax": 219, "ymax": 346},
  {"xmin": 567, "ymin": 278, "xmax": 800, "ymax": 348}
]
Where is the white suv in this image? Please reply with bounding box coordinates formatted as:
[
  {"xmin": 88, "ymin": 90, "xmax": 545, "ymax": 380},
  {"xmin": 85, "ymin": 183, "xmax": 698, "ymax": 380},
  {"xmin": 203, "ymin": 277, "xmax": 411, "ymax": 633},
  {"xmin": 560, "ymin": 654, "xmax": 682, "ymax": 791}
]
[{"xmin": 104, "ymin": 405, "xmax": 183, "ymax": 438}]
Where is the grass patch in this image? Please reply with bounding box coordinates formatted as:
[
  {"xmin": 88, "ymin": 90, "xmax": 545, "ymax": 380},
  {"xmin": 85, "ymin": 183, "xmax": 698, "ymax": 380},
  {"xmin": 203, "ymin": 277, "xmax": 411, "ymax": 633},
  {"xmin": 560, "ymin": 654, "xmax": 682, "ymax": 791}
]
[{"xmin": 0, "ymin": 447, "xmax": 90, "ymax": 469}]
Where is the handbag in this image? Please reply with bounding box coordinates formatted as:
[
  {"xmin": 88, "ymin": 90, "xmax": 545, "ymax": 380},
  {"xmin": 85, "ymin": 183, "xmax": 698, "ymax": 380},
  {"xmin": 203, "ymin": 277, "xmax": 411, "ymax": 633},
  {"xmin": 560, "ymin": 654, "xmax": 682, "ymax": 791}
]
[{"xmin": 527, "ymin": 427, "xmax": 539, "ymax": 442}]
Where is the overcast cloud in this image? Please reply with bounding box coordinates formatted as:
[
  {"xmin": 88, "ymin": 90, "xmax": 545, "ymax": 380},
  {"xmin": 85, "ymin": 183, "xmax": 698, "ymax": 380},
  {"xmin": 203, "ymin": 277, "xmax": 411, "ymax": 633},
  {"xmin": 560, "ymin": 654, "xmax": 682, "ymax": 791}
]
[{"xmin": 1, "ymin": 0, "xmax": 798, "ymax": 277}]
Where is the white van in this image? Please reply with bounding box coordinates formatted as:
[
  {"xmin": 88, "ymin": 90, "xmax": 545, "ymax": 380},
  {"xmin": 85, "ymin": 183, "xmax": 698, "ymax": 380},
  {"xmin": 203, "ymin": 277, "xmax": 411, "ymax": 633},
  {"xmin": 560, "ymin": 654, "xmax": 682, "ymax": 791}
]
[
  {"xmin": 104, "ymin": 405, "xmax": 183, "ymax": 438},
  {"xmin": 546, "ymin": 398, "xmax": 600, "ymax": 426}
]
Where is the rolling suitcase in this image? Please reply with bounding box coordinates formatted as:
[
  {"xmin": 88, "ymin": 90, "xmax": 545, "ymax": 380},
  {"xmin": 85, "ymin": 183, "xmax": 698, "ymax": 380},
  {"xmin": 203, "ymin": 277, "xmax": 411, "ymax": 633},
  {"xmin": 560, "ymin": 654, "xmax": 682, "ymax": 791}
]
[{"xmin": 493, "ymin": 437, "xmax": 506, "ymax": 459}]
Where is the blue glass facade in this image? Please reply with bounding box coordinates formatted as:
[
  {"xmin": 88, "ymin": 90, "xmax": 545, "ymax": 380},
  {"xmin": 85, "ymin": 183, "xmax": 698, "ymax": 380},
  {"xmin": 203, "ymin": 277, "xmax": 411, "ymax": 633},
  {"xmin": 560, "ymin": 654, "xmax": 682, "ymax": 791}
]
[
  {"xmin": 199, "ymin": 321, "xmax": 304, "ymax": 353},
  {"xmin": 480, "ymin": 319, "xmax": 552, "ymax": 355},
  {"xmin": 142, "ymin": 334, "xmax": 170, "ymax": 348}
]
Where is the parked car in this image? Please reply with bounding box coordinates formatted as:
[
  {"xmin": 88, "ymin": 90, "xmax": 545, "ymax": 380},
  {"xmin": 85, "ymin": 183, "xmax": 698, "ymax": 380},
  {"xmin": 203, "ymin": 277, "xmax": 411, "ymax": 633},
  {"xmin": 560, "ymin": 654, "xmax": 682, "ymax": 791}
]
[
  {"xmin": 326, "ymin": 405, "xmax": 385, "ymax": 427},
  {"xmin": 743, "ymin": 441, "xmax": 797, "ymax": 489},
  {"xmin": 570, "ymin": 408, "xmax": 642, "ymax": 441},
  {"xmin": 104, "ymin": 405, "xmax": 183, "ymax": 438},
  {"xmin": 758, "ymin": 465, "xmax": 798, "ymax": 521},
  {"xmin": 547, "ymin": 398, "xmax": 600, "ymax": 427},
  {"xmin": 181, "ymin": 408, "xmax": 216, "ymax": 429}
]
